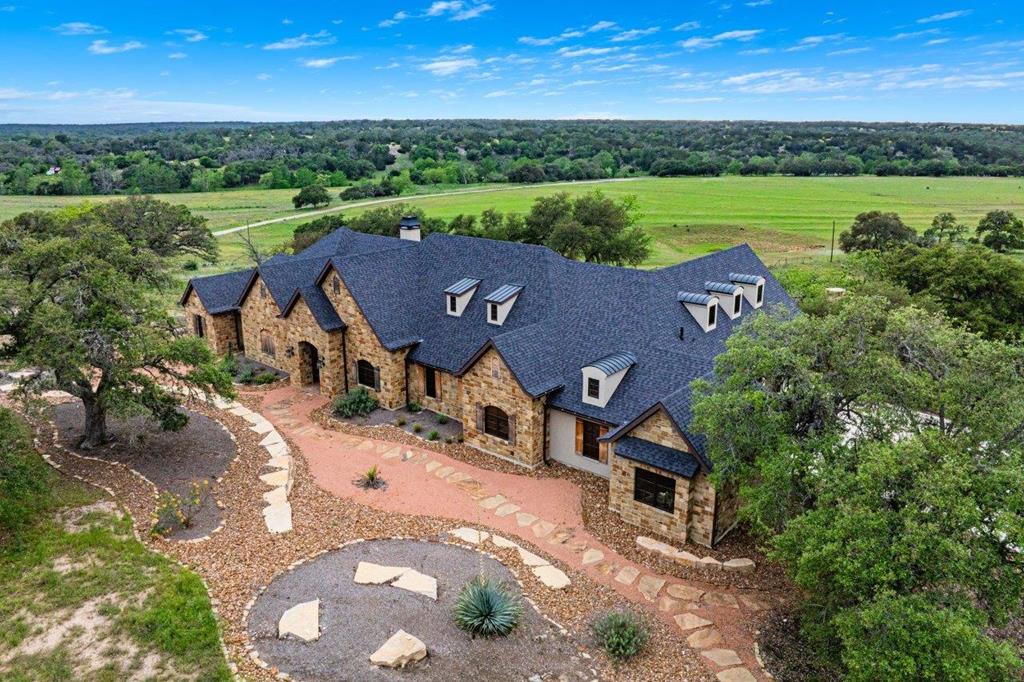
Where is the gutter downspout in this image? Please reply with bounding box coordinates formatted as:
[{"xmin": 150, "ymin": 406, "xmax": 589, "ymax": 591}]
[{"xmin": 541, "ymin": 396, "xmax": 550, "ymax": 466}]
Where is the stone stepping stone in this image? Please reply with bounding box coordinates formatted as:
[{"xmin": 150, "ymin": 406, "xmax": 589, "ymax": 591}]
[
  {"xmin": 723, "ymin": 558, "xmax": 756, "ymax": 573},
  {"xmin": 356, "ymin": 440, "xmax": 376, "ymax": 451},
  {"xmin": 638, "ymin": 575, "xmax": 666, "ymax": 601},
  {"xmin": 703, "ymin": 592, "xmax": 740, "ymax": 609},
  {"xmin": 446, "ymin": 471, "xmax": 472, "ymax": 484},
  {"xmin": 494, "ymin": 503, "xmax": 520, "ymax": 517},
  {"xmin": 490, "ymin": 534, "xmax": 519, "ymax": 549},
  {"xmin": 263, "ymin": 502, "xmax": 292, "ymax": 534},
  {"xmin": 260, "ymin": 431, "xmax": 284, "ymax": 447},
  {"xmin": 450, "ymin": 527, "xmax": 490, "ymax": 544},
  {"xmin": 229, "ymin": 406, "xmax": 251, "ymax": 417},
  {"xmin": 716, "ymin": 668, "xmax": 757, "ymax": 682},
  {"xmin": 700, "ymin": 556, "xmax": 723, "ymax": 570},
  {"xmin": 267, "ymin": 455, "xmax": 292, "ymax": 469},
  {"xmin": 515, "ymin": 512, "xmax": 538, "ymax": 527},
  {"xmin": 668, "ymin": 584, "xmax": 705, "ymax": 601},
  {"xmin": 532, "ymin": 564, "xmax": 570, "ymax": 589},
  {"xmin": 658, "ymin": 596, "xmax": 680, "ymax": 613},
  {"xmin": 278, "ymin": 599, "xmax": 319, "ymax": 641},
  {"xmin": 614, "ymin": 566, "xmax": 639, "ymax": 585},
  {"xmin": 370, "ymin": 630, "xmax": 427, "ymax": 669},
  {"xmin": 250, "ymin": 420, "xmax": 275, "ymax": 434},
  {"xmin": 739, "ymin": 595, "xmax": 767, "ymax": 611},
  {"xmin": 703, "ymin": 649, "xmax": 743, "ymax": 667},
  {"xmin": 354, "ymin": 562, "xmax": 410, "ymax": 584},
  {"xmin": 687, "ymin": 627, "xmax": 722, "ymax": 649},
  {"xmin": 531, "ymin": 520, "xmax": 555, "ymax": 538},
  {"xmin": 380, "ymin": 446, "xmax": 402, "ymax": 459},
  {"xmin": 392, "ymin": 570, "xmax": 438, "ymax": 600},
  {"xmin": 260, "ymin": 470, "xmax": 289, "ymax": 487},
  {"xmin": 263, "ymin": 487, "xmax": 287, "ymax": 505},
  {"xmin": 674, "ymin": 612, "xmax": 713, "ymax": 631},
  {"xmin": 581, "ymin": 549, "xmax": 604, "ymax": 566},
  {"xmin": 546, "ymin": 530, "xmax": 572, "ymax": 545},
  {"xmin": 516, "ymin": 547, "xmax": 550, "ymax": 568},
  {"xmin": 434, "ymin": 466, "xmax": 455, "ymax": 478},
  {"xmin": 265, "ymin": 442, "xmax": 290, "ymax": 458},
  {"xmin": 424, "ymin": 461, "xmax": 441, "ymax": 472},
  {"xmin": 479, "ymin": 495, "xmax": 506, "ymax": 510}
]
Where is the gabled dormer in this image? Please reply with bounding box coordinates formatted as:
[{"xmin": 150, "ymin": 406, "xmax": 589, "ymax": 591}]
[
  {"xmin": 444, "ymin": 277, "xmax": 481, "ymax": 317},
  {"xmin": 730, "ymin": 273, "xmax": 765, "ymax": 308},
  {"xmin": 483, "ymin": 284, "xmax": 523, "ymax": 326},
  {"xmin": 582, "ymin": 351, "xmax": 637, "ymax": 408},
  {"xmin": 706, "ymin": 281, "xmax": 743, "ymax": 320},
  {"xmin": 678, "ymin": 292, "xmax": 718, "ymax": 332}
]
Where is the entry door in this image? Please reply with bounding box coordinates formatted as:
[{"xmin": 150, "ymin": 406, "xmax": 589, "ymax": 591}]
[
  {"xmin": 193, "ymin": 314, "xmax": 205, "ymax": 338},
  {"xmin": 307, "ymin": 345, "xmax": 320, "ymax": 384},
  {"xmin": 582, "ymin": 421, "xmax": 601, "ymax": 460}
]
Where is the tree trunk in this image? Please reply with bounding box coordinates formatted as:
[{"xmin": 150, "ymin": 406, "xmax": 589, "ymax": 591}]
[{"xmin": 79, "ymin": 396, "xmax": 108, "ymax": 450}]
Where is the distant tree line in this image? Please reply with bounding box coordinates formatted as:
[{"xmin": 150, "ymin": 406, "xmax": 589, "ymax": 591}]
[{"xmin": 3, "ymin": 119, "xmax": 1024, "ymax": 196}]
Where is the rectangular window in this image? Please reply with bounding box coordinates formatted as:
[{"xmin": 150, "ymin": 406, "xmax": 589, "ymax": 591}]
[
  {"xmin": 707, "ymin": 304, "xmax": 716, "ymax": 326},
  {"xmin": 756, "ymin": 284, "xmax": 764, "ymax": 304},
  {"xmin": 587, "ymin": 377, "xmax": 600, "ymax": 399},
  {"xmin": 193, "ymin": 314, "xmax": 205, "ymax": 338},
  {"xmin": 490, "ymin": 303, "xmax": 498, "ymax": 322},
  {"xmin": 425, "ymin": 367, "xmax": 437, "ymax": 398},
  {"xmin": 575, "ymin": 419, "xmax": 609, "ymax": 463},
  {"xmin": 634, "ymin": 468, "xmax": 676, "ymax": 513},
  {"xmin": 449, "ymin": 295, "xmax": 457, "ymax": 312},
  {"xmin": 333, "ymin": 276, "xmax": 341, "ymax": 295},
  {"xmin": 733, "ymin": 295, "xmax": 741, "ymax": 315}
]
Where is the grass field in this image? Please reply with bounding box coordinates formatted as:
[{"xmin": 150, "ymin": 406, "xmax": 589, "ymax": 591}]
[{"xmin": 4, "ymin": 176, "xmax": 1023, "ymax": 276}]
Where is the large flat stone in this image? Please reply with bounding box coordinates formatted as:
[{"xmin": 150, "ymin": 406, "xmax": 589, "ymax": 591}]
[
  {"xmin": 479, "ymin": 495, "xmax": 506, "ymax": 510},
  {"xmin": 637, "ymin": 535, "xmax": 676, "ymax": 555},
  {"xmin": 667, "ymin": 584, "xmax": 706, "ymax": 601},
  {"xmin": 229, "ymin": 406, "xmax": 251, "ymax": 417},
  {"xmin": 263, "ymin": 502, "xmax": 292, "ymax": 534},
  {"xmin": 260, "ymin": 431, "xmax": 284, "ymax": 447},
  {"xmin": 614, "ymin": 566, "xmax": 640, "ymax": 585},
  {"xmin": 516, "ymin": 547, "xmax": 550, "ymax": 567},
  {"xmin": 260, "ymin": 470, "xmax": 289, "ymax": 487},
  {"xmin": 490, "ymin": 534, "xmax": 519, "ymax": 549},
  {"xmin": 266, "ymin": 455, "xmax": 292, "ymax": 469},
  {"xmin": 581, "ymin": 549, "xmax": 604, "ymax": 566},
  {"xmin": 637, "ymin": 575, "xmax": 666, "ymax": 601},
  {"xmin": 687, "ymin": 627, "xmax": 722, "ymax": 649},
  {"xmin": 494, "ymin": 503, "xmax": 520, "ymax": 517},
  {"xmin": 353, "ymin": 562, "xmax": 410, "ymax": 585},
  {"xmin": 723, "ymin": 558, "xmax": 756, "ymax": 573},
  {"xmin": 703, "ymin": 592, "xmax": 740, "ymax": 609},
  {"xmin": 515, "ymin": 512, "xmax": 538, "ymax": 527},
  {"xmin": 674, "ymin": 612, "xmax": 713, "ymax": 631},
  {"xmin": 532, "ymin": 564, "xmax": 570, "ymax": 589},
  {"xmin": 250, "ymin": 420, "xmax": 275, "ymax": 434},
  {"xmin": 450, "ymin": 527, "xmax": 489, "ymax": 544},
  {"xmin": 531, "ymin": 520, "xmax": 555, "ymax": 538},
  {"xmin": 278, "ymin": 599, "xmax": 319, "ymax": 641},
  {"xmin": 392, "ymin": 569, "xmax": 438, "ymax": 600},
  {"xmin": 263, "ymin": 487, "xmax": 287, "ymax": 505},
  {"xmin": 716, "ymin": 668, "xmax": 757, "ymax": 682},
  {"xmin": 370, "ymin": 630, "xmax": 427, "ymax": 669},
  {"xmin": 265, "ymin": 442, "xmax": 290, "ymax": 458},
  {"xmin": 703, "ymin": 649, "xmax": 743, "ymax": 666}
]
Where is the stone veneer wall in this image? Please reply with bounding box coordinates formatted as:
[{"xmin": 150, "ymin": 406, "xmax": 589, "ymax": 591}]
[
  {"xmin": 460, "ymin": 348, "xmax": 544, "ymax": 468},
  {"xmin": 239, "ymin": 278, "xmax": 287, "ymax": 370},
  {"xmin": 183, "ymin": 290, "xmax": 239, "ymax": 355},
  {"xmin": 319, "ymin": 270, "xmax": 407, "ymax": 410},
  {"xmin": 608, "ymin": 407, "xmax": 727, "ymax": 548},
  {"xmin": 407, "ymin": 364, "xmax": 462, "ymax": 418},
  {"xmin": 280, "ymin": 298, "xmax": 343, "ymax": 397}
]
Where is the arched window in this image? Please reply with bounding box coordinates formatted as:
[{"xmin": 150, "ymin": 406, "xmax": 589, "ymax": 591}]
[
  {"xmin": 259, "ymin": 330, "xmax": 276, "ymax": 358},
  {"xmin": 483, "ymin": 406, "xmax": 510, "ymax": 441},
  {"xmin": 357, "ymin": 359, "xmax": 379, "ymax": 390}
]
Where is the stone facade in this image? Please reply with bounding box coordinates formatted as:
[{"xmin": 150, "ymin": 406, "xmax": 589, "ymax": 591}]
[
  {"xmin": 607, "ymin": 407, "xmax": 732, "ymax": 548},
  {"xmin": 239, "ymin": 277, "xmax": 286, "ymax": 370},
  {"xmin": 280, "ymin": 298, "xmax": 344, "ymax": 396},
  {"xmin": 407, "ymin": 363, "xmax": 462, "ymax": 418},
  {"xmin": 460, "ymin": 348, "xmax": 545, "ymax": 468},
  {"xmin": 182, "ymin": 290, "xmax": 239, "ymax": 355},
  {"xmin": 319, "ymin": 268, "xmax": 407, "ymax": 409}
]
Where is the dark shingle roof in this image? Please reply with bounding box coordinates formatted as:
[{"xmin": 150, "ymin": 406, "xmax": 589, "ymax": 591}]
[
  {"xmin": 484, "ymin": 284, "xmax": 524, "ymax": 304},
  {"xmin": 182, "ymin": 268, "xmax": 255, "ymax": 314},
  {"xmin": 588, "ymin": 351, "xmax": 637, "ymax": 375},
  {"xmin": 282, "ymin": 286, "xmax": 345, "ymax": 332},
  {"xmin": 445, "ymin": 277, "xmax": 482, "ymax": 296},
  {"xmin": 614, "ymin": 437, "xmax": 700, "ymax": 478}
]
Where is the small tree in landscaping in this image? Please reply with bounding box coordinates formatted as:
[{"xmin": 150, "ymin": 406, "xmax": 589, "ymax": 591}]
[
  {"xmin": 292, "ymin": 184, "xmax": 331, "ymax": 209},
  {"xmin": 331, "ymin": 387, "xmax": 379, "ymax": 418},
  {"xmin": 975, "ymin": 209, "xmax": 1024, "ymax": 253},
  {"xmin": 838, "ymin": 210, "xmax": 916, "ymax": 253}
]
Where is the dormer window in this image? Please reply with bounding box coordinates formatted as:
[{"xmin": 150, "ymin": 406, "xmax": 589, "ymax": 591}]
[
  {"xmin": 730, "ymin": 273, "xmax": 766, "ymax": 309},
  {"xmin": 444, "ymin": 277, "xmax": 481, "ymax": 317},
  {"xmin": 678, "ymin": 292, "xmax": 719, "ymax": 332},
  {"xmin": 582, "ymin": 351, "xmax": 637, "ymax": 408},
  {"xmin": 483, "ymin": 284, "xmax": 523, "ymax": 326},
  {"xmin": 706, "ymin": 281, "xmax": 743, "ymax": 320}
]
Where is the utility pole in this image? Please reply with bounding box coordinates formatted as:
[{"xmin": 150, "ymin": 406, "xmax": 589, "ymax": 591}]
[{"xmin": 829, "ymin": 219, "xmax": 836, "ymax": 263}]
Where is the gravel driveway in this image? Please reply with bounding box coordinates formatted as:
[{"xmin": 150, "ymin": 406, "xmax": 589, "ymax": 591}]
[{"xmin": 246, "ymin": 538, "xmax": 595, "ymax": 681}]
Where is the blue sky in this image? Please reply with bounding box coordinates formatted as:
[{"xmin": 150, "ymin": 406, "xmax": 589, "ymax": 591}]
[{"xmin": 1, "ymin": 1, "xmax": 1022, "ymax": 123}]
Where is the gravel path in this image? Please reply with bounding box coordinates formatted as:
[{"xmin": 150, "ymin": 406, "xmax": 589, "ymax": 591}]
[
  {"xmin": 53, "ymin": 402, "xmax": 236, "ymax": 540},
  {"xmin": 247, "ymin": 539, "xmax": 591, "ymax": 681}
]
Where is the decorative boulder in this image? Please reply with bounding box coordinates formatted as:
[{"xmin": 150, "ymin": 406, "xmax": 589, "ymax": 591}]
[{"xmin": 370, "ymin": 629, "xmax": 427, "ymax": 668}]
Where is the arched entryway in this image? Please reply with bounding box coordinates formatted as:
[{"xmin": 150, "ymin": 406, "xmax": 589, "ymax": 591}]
[{"xmin": 297, "ymin": 341, "xmax": 321, "ymax": 389}]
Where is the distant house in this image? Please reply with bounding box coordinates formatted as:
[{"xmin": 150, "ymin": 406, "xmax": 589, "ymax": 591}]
[{"xmin": 181, "ymin": 219, "xmax": 794, "ymax": 547}]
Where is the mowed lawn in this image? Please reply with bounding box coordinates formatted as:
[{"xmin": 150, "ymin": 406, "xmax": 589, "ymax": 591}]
[{"xmin": 4, "ymin": 176, "xmax": 1023, "ymax": 273}]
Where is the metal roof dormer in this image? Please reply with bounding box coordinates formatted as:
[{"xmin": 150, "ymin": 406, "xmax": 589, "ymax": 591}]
[
  {"xmin": 444, "ymin": 277, "xmax": 481, "ymax": 317},
  {"xmin": 729, "ymin": 272, "xmax": 766, "ymax": 308},
  {"xmin": 706, "ymin": 281, "xmax": 744, "ymax": 320},
  {"xmin": 483, "ymin": 284, "xmax": 524, "ymax": 326},
  {"xmin": 678, "ymin": 291, "xmax": 718, "ymax": 332}
]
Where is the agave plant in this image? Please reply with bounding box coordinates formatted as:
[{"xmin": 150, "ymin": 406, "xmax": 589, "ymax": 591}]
[{"xmin": 453, "ymin": 576, "xmax": 522, "ymax": 637}]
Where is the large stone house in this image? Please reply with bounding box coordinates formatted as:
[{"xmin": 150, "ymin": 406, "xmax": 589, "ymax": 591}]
[{"xmin": 181, "ymin": 219, "xmax": 794, "ymax": 547}]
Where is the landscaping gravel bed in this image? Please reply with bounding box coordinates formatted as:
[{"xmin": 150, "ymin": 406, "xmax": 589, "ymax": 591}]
[
  {"xmin": 53, "ymin": 402, "xmax": 235, "ymax": 540},
  {"xmin": 247, "ymin": 538, "xmax": 592, "ymax": 681},
  {"xmin": 335, "ymin": 405, "xmax": 464, "ymax": 443}
]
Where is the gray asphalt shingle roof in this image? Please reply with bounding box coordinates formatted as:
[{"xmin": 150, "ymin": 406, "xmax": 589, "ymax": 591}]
[
  {"xmin": 184, "ymin": 225, "xmax": 794, "ymax": 471},
  {"xmin": 181, "ymin": 268, "xmax": 254, "ymax": 314},
  {"xmin": 614, "ymin": 436, "xmax": 700, "ymax": 478}
]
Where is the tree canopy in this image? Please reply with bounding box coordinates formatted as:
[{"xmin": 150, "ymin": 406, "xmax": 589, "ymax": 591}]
[
  {"xmin": 838, "ymin": 210, "xmax": 917, "ymax": 253},
  {"xmin": 292, "ymin": 184, "xmax": 331, "ymax": 209},
  {"xmin": 975, "ymin": 209, "xmax": 1024, "ymax": 252}
]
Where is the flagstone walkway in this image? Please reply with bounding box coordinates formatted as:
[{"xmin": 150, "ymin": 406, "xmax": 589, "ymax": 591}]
[{"xmin": 260, "ymin": 385, "xmax": 769, "ymax": 682}]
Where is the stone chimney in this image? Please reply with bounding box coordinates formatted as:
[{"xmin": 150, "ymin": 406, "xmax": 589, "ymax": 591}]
[{"xmin": 399, "ymin": 216, "xmax": 421, "ymax": 242}]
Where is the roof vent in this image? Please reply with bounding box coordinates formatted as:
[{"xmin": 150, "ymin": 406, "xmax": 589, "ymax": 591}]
[
  {"xmin": 706, "ymin": 281, "xmax": 743, "ymax": 320},
  {"xmin": 399, "ymin": 215, "xmax": 421, "ymax": 242},
  {"xmin": 444, "ymin": 277, "xmax": 480, "ymax": 317},
  {"xmin": 678, "ymin": 292, "xmax": 718, "ymax": 332},
  {"xmin": 483, "ymin": 284, "xmax": 523, "ymax": 326},
  {"xmin": 729, "ymin": 273, "xmax": 765, "ymax": 308}
]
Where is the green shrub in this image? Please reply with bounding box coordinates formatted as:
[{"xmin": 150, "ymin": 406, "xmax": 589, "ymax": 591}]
[
  {"xmin": 250, "ymin": 371, "xmax": 278, "ymax": 385},
  {"xmin": 412, "ymin": 423, "xmax": 422, "ymax": 433},
  {"xmin": 217, "ymin": 354, "xmax": 238, "ymax": 378},
  {"xmin": 332, "ymin": 387, "xmax": 379, "ymax": 418},
  {"xmin": 594, "ymin": 610, "xmax": 649, "ymax": 662},
  {"xmin": 152, "ymin": 481, "xmax": 209, "ymax": 536},
  {"xmin": 0, "ymin": 408, "xmax": 54, "ymax": 535},
  {"xmin": 407, "ymin": 401, "xmax": 422, "ymax": 413},
  {"xmin": 436, "ymin": 413, "xmax": 449, "ymax": 425},
  {"xmin": 428, "ymin": 429, "xmax": 439, "ymax": 441},
  {"xmin": 355, "ymin": 464, "xmax": 386, "ymax": 490},
  {"xmin": 395, "ymin": 417, "xmax": 407, "ymax": 427},
  {"xmin": 182, "ymin": 260, "xmax": 199, "ymax": 271},
  {"xmin": 453, "ymin": 576, "xmax": 522, "ymax": 637}
]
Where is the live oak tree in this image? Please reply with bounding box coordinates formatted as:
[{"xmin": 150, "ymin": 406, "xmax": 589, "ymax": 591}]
[
  {"xmin": 0, "ymin": 201, "xmax": 233, "ymax": 449},
  {"xmin": 838, "ymin": 210, "xmax": 917, "ymax": 253},
  {"xmin": 292, "ymin": 184, "xmax": 331, "ymax": 209},
  {"xmin": 921, "ymin": 211, "xmax": 968, "ymax": 245},
  {"xmin": 975, "ymin": 209, "xmax": 1024, "ymax": 253},
  {"xmin": 692, "ymin": 297, "xmax": 1024, "ymax": 680}
]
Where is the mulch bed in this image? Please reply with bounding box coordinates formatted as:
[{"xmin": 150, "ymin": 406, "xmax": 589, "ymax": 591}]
[
  {"xmin": 52, "ymin": 402, "xmax": 237, "ymax": 540},
  {"xmin": 339, "ymin": 405, "xmax": 464, "ymax": 443},
  {"xmin": 247, "ymin": 538, "xmax": 593, "ymax": 681},
  {"xmin": 756, "ymin": 606, "xmax": 841, "ymax": 682},
  {"xmin": 17, "ymin": 390, "xmax": 716, "ymax": 682}
]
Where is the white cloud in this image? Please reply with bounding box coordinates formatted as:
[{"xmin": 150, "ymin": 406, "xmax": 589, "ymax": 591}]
[
  {"xmin": 448, "ymin": 43, "xmax": 474, "ymax": 53},
  {"xmin": 611, "ymin": 27, "xmax": 660, "ymax": 42},
  {"xmin": 557, "ymin": 46, "xmax": 620, "ymax": 57},
  {"xmin": 282, "ymin": 18, "xmax": 293, "ymax": 25},
  {"xmin": 681, "ymin": 28, "xmax": 763, "ymax": 50},
  {"xmin": 0, "ymin": 88, "xmax": 34, "ymax": 99},
  {"xmin": 827, "ymin": 47, "xmax": 871, "ymax": 56},
  {"xmin": 917, "ymin": 9, "xmax": 972, "ymax": 24},
  {"xmin": 745, "ymin": 0, "xmax": 772, "ymax": 6},
  {"xmin": 519, "ymin": 30, "xmax": 584, "ymax": 46},
  {"xmin": 587, "ymin": 21, "xmax": 618, "ymax": 32},
  {"xmin": 925, "ymin": 38, "xmax": 951, "ymax": 46},
  {"xmin": 54, "ymin": 21, "xmax": 106, "ymax": 35},
  {"xmin": 379, "ymin": 12, "xmax": 409, "ymax": 28},
  {"xmin": 673, "ymin": 21, "xmax": 700, "ymax": 32},
  {"xmin": 168, "ymin": 52, "xmax": 187, "ymax": 59},
  {"xmin": 256, "ymin": 73, "xmax": 272, "ymax": 80},
  {"xmin": 170, "ymin": 28, "xmax": 208, "ymax": 42},
  {"xmin": 656, "ymin": 96, "xmax": 724, "ymax": 103},
  {"xmin": 263, "ymin": 30, "xmax": 335, "ymax": 50},
  {"xmin": 889, "ymin": 28, "xmax": 940, "ymax": 41},
  {"xmin": 301, "ymin": 57, "xmax": 342, "ymax": 68},
  {"xmin": 420, "ymin": 57, "xmax": 478, "ymax": 75},
  {"xmin": 716, "ymin": 30, "xmax": 763, "ymax": 41},
  {"xmin": 427, "ymin": 1, "xmax": 461, "ymax": 15},
  {"xmin": 484, "ymin": 89, "xmax": 515, "ymax": 97},
  {"xmin": 785, "ymin": 33, "xmax": 844, "ymax": 52},
  {"xmin": 740, "ymin": 47, "xmax": 775, "ymax": 55},
  {"xmin": 452, "ymin": 3, "xmax": 493, "ymax": 20},
  {"xmin": 88, "ymin": 40, "xmax": 144, "ymax": 55}
]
